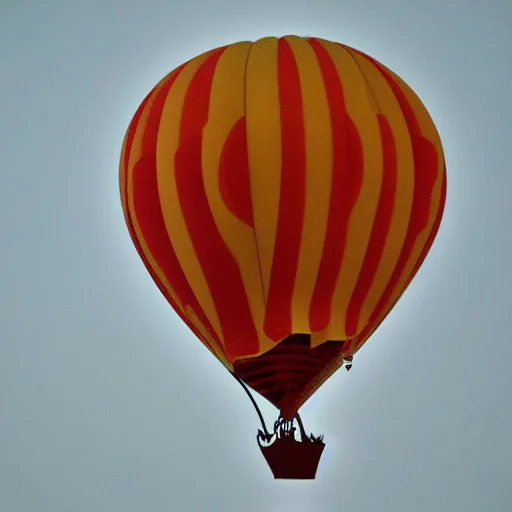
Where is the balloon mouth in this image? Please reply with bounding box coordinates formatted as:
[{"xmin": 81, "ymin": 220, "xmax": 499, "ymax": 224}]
[{"xmin": 233, "ymin": 333, "xmax": 347, "ymax": 416}]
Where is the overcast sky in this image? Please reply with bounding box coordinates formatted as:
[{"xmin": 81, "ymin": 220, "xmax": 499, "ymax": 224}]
[{"xmin": 2, "ymin": 1, "xmax": 511, "ymax": 511}]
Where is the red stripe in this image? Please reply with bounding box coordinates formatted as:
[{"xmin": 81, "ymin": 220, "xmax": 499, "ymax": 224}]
[
  {"xmin": 345, "ymin": 170, "xmax": 444, "ymax": 354},
  {"xmin": 326, "ymin": 45, "xmax": 445, "ymax": 355},
  {"xmin": 120, "ymin": 68, "xmax": 183, "ymax": 225},
  {"xmin": 132, "ymin": 156, "xmax": 218, "ymax": 356},
  {"xmin": 366, "ymin": 134, "xmax": 439, "ymax": 327},
  {"xmin": 141, "ymin": 65, "xmax": 187, "ymax": 152},
  {"xmin": 122, "ymin": 132, "xmax": 215, "ymax": 354},
  {"xmin": 345, "ymin": 115, "xmax": 397, "ymax": 336},
  {"xmin": 120, "ymin": 85, "xmax": 162, "ymax": 292},
  {"xmin": 342, "ymin": 49, "xmax": 441, "ymax": 332},
  {"xmin": 120, "ymin": 88, "xmax": 154, "ymax": 205},
  {"xmin": 349, "ymin": 170, "xmax": 443, "ymax": 353},
  {"xmin": 355, "ymin": 50, "xmax": 438, "ymax": 237},
  {"xmin": 126, "ymin": 213, "xmax": 213, "ymax": 353},
  {"xmin": 263, "ymin": 38, "xmax": 307, "ymax": 342},
  {"xmin": 128, "ymin": 65, "xmax": 224, "ymax": 356},
  {"xmin": 341, "ymin": 45, "xmax": 421, "ymax": 134},
  {"xmin": 374, "ymin": 57, "xmax": 440, "ymax": 239},
  {"xmin": 307, "ymin": 38, "xmax": 363, "ymax": 333},
  {"xmin": 175, "ymin": 49, "xmax": 259, "ymax": 360},
  {"xmin": 219, "ymin": 116, "xmax": 254, "ymax": 227},
  {"xmin": 407, "ymin": 168, "xmax": 447, "ymax": 286}
]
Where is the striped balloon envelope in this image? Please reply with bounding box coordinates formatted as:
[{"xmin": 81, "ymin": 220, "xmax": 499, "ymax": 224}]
[{"xmin": 120, "ymin": 35, "xmax": 446, "ymax": 421}]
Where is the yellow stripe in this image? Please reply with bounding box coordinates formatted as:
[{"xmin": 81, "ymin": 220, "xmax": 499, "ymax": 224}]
[
  {"xmin": 155, "ymin": 50, "xmax": 226, "ymax": 347},
  {"xmin": 385, "ymin": 175, "xmax": 444, "ymax": 313},
  {"xmin": 349, "ymin": 173, "xmax": 444, "ymax": 358},
  {"xmin": 379, "ymin": 64, "xmax": 444, "ymax": 152},
  {"xmin": 347, "ymin": 65, "xmax": 446, "ymax": 356},
  {"xmin": 245, "ymin": 37, "xmax": 282, "ymax": 303},
  {"xmin": 384, "ymin": 67, "xmax": 446, "ymax": 199},
  {"xmin": 126, "ymin": 77, "xmax": 186, "ymax": 317},
  {"xmin": 320, "ymin": 41, "xmax": 383, "ymax": 341},
  {"xmin": 202, "ymin": 42, "xmax": 274, "ymax": 355},
  {"xmin": 185, "ymin": 306, "xmax": 232, "ymax": 369},
  {"xmin": 285, "ymin": 36, "xmax": 333, "ymax": 335},
  {"xmin": 122, "ymin": 73, "xmax": 229, "ymax": 365},
  {"xmin": 347, "ymin": 181, "xmax": 444, "ymax": 358},
  {"xmin": 370, "ymin": 68, "xmax": 445, "ymax": 329},
  {"xmin": 346, "ymin": 49, "xmax": 415, "ymax": 335}
]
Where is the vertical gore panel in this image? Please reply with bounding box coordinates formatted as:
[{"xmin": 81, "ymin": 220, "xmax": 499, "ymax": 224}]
[
  {"xmin": 263, "ymin": 38, "xmax": 306, "ymax": 342},
  {"xmin": 307, "ymin": 38, "xmax": 362, "ymax": 333},
  {"xmin": 345, "ymin": 115, "xmax": 397, "ymax": 336},
  {"xmin": 175, "ymin": 49, "xmax": 259, "ymax": 360}
]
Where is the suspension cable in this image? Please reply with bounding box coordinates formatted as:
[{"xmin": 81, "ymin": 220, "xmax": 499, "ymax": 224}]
[{"xmin": 230, "ymin": 372, "xmax": 271, "ymax": 439}]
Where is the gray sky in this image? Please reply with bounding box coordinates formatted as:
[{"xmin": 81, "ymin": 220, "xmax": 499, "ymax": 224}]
[{"xmin": 2, "ymin": 1, "xmax": 511, "ymax": 510}]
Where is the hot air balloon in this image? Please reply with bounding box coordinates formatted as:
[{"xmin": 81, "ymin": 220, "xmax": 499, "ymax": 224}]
[{"xmin": 119, "ymin": 35, "xmax": 446, "ymax": 479}]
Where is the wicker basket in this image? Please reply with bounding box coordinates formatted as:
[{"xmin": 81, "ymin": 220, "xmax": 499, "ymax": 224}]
[{"xmin": 260, "ymin": 437, "xmax": 325, "ymax": 479}]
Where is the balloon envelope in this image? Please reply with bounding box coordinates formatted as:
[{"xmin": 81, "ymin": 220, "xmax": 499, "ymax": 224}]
[{"xmin": 120, "ymin": 36, "xmax": 446, "ymax": 418}]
